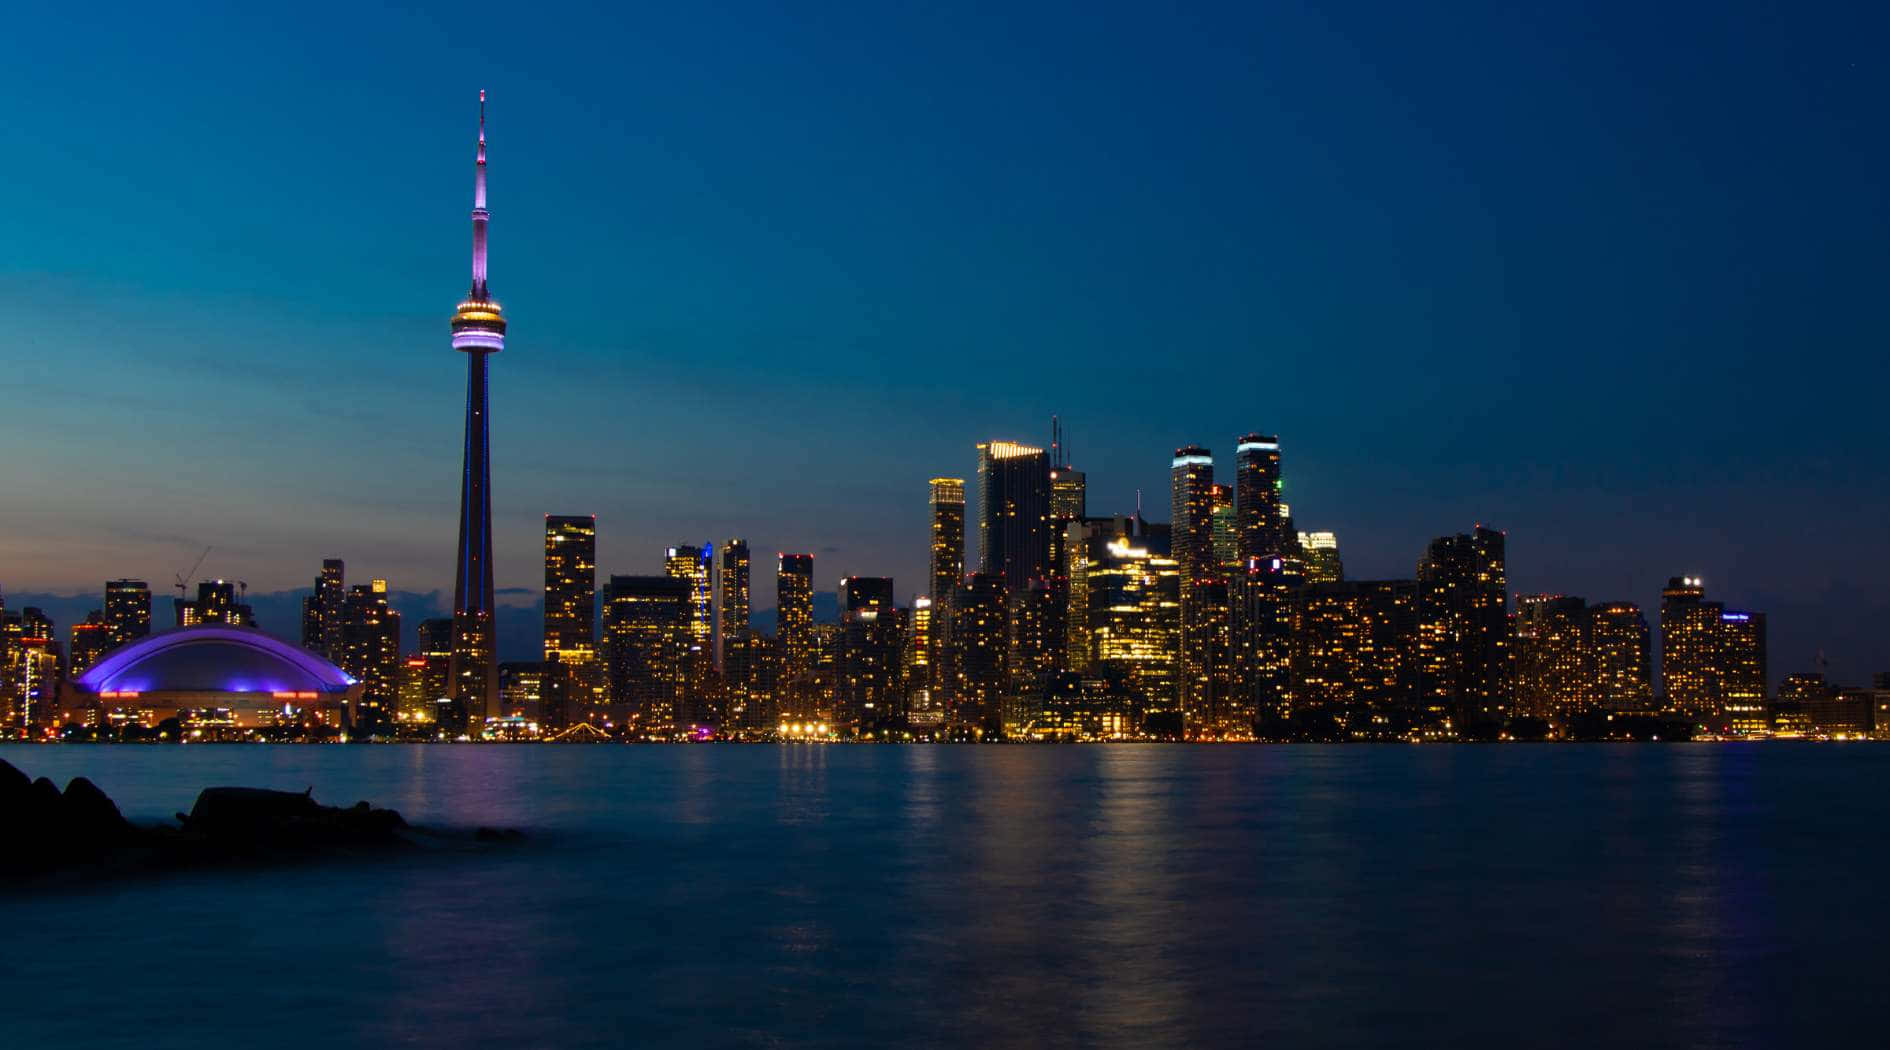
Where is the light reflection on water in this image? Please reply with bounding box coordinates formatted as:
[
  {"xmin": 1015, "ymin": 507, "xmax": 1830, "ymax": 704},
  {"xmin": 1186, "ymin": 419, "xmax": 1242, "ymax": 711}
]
[{"xmin": 2, "ymin": 743, "xmax": 1884, "ymax": 1049}]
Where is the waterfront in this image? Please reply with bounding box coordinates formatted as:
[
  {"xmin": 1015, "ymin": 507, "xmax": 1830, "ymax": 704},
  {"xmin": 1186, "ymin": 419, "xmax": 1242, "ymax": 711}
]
[{"xmin": 3, "ymin": 743, "xmax": 1884, "ymax": 1048}]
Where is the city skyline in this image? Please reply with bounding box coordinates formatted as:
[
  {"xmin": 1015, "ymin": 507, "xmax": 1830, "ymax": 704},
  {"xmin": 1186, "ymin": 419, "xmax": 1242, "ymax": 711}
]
[{"xmin": 2, "ymin": 2, "xmax": 1886, "ymax": 688}]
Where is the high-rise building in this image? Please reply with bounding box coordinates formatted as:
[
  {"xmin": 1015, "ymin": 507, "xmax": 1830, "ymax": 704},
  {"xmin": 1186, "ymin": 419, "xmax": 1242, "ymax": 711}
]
[
  {"xmin": 1006, "ymin": 576, "xmax": 1069, "ymax": 735},
  {"xmin": 1234, "ymin": 434, "xmax": 1286, "ymax": 561},
  {"xmin": 339, "ymin": 579, "xmax": 401, "ymax": 733},
  {"xmin": 1232, "ymin": 555, "xmax": 1302, "ymax": 730},
  {"xmin": 543, "ymin": 516, "xmax": 597, "ymax": 664},
  {"xmin": 603, "ymin": 575, "xmax": 692, "ymax": 733},
  {"xmin": 840, "ymin": 577, "xmax": 897, "ymax": 617},
  {"xmin": 412, "ymin": 618, "xmax": 457, "ymax": 729},
  {"xmin": 776, "ymin": 554, "xmax": 816, "ymax": 688},
  {"xmin": 1068, "ymin": 522, "xmax": 1181, "ymax": 732},
  {"xmin": 837, "ymin": 595, "xmax": 904, "ymax": 735},
  {"xmin": 1170, "ymin": 446, "xmax": 1217, "ymax": 581},
  {"xmin": 904, "ymin": 596, "xmax": 941, "ymax": 727},
  {"xmin": 103, "ymin": 579, "xmax": 151, "ymax": 649},
  {"xmin": 976, "ymin": 441, "xmax": 1051, "ymax": 593},
  {"xmin": 1209, "ymin": 484, "xmax": 1237, "ymax": 568},
  {"xmin": 1513, "ymin": 594, "xmax": 1590, "ymax": 722},
  {"xmin": 300, "ymin": 559, "xmax": 346, "ymax": 659},
  {"xmin": 1298, "ymin": 532, "xmax": 1343, "ymax": 584},
  {"xmin": 665, "ymin": 544, "xmax": 715, "ymax": 651},
  {"xmin": 1719, "ymin": 609, "xmax": 1768, "ymax": 735},
  {"xmin": 449, "ymin": 92, "xmax": 507, "ymax": 729},
  {"xmin": 1588, "ymin": 602, "xmax": 1654, "ymax": 712},
  {"xmin": 1416, "ymin": 526, "xmax": 1509, "ymax": 733},
  {"xmin": 1659, "ymin": 576, "xmax": 1721, "ymax": 724},
  {"xmin": 68, "ymin": 613, "xmax": 112, "ymax": 678},
  {"xmin": 719, "ymin": 540, "xmax": 750, "ymax": 666},
  {"xmin": 1180, "ymin": 578, "xmax": 1233, "ymax": 737},
  {"xmin": 947, "ymin": 571, "xmax": 1009, "ymax": 735},
  {"xmin": 1048, "ymin": 428, "xmax": 1087, "ymax": 580},
  {"xmin": 1287, "ymin": 579, "xmax": 1417, "ymax": 731},
  {"xmin": 2, "ymin": 607, "xmax": 58, "ymax": 735},
  {"xmin": 719, "ymin": 540, "xmax": 755, "ymax": 727},
  {"xmin": 929, "ymin": 478, "xmax": 966, "ymax": 606}
]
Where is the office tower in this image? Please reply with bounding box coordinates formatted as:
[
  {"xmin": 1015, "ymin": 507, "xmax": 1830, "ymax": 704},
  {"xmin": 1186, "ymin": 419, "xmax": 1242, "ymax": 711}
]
[
  {"xmin": 719, "ymin": 539, "xmax": 754, "ymax": 726},
  {"xmin": 1513, "ymin": 595, "xmax": 1590, "ymax": 721},
  {"xmin": 103, "ymin": 579, "xmax": 151, "ymax": 648},
  {"xmin": 1416, "ymin": 526, "xmax": 1509, "ymax": 734},
  {"xmin": 1232, "ymin": 555, "xmax": 1302, "ymax": 730},
  {"xmin": 603, "ymin": 575, "xmax": 692, "ymax": 733},
  {"xmin": 449, "ymin": 92, "xmax": 507, "ymax": 728},
  {"xmin": 1049, "ymin": 422, "xmax": 1086, "ymax": 576},
  {"xmin": 947, "ymin": 572, "xmax": 1009, "ymax": 735},
  {"xmin": 837, "ymin": 595, "xmax": 904, "ymax": 735},
  {"xmin": 300, "ymin": 559, "xmax": 346, "ymax": 658},
  {"xmin": 543, "ymin": 516, "xmax": 596, "ymax": 662},
  {"xmin": 1719, "ymin": 609, "xmax": 1768, "ymax": 735},
  {"xmin": 1180, "ymin": 578, "xmax": 1233, "ymax": 737},
  {"xmin": 1288, "ymin": 580, "xmax": 1417, "ymax": 730},
  {"xmin": 1234, "ymin": 434, "xmax": 1286, "ymax": 560},
  {"xmin": 929, "ymin": 478, "xmax": 966, "ymax": 605},
  {"xmin": 68, "ymin": 613, "xmax": 112, "ymax": 677},
  {"xmin": 1170, "ymin": 446, "xmax": 1216, "ymax": 580},
  {"xmin": 2, "ymin": 608, "xmax": 58, "ymax": 735},
  {"xmin": 665, "ymin": 543, "xmax": 714, "ymax": 651},
  {"xmin": 1298, "ymin": 532, "xmax": 1343, "ymax": 584},
  {"xmin": 1588, "ymin": 602, "xmax": 1653, "ymax": 712},
  {"xmin": 414, "ymin": 618, "xmax": 457, "ymax": 729},
  {"xmin": 497, "ymin": 662, "xmax": 547, "ymax": 726},
  {"xmin": 1006, "ymin": 576, "xmax": 1069, "ymax": 735},
  {"xmin": 1210, "ymin": 484, "xmax": 1236, "ymax": 568},
  {"xmin": 904, "ymin": 596, "xmax": 941, "ymax": 727},
  {"xmin": 1659, "ymin": 576, "xmax": 1721, "ymax": 723},
  {"xmin": 177, "ymin": 580, "xmax": 252, "ymax": 628},
  {"xmin": 338, "ymin": 579, "xmax": 401, "ymax": 733},
  {"xmin": 976, "ymin": 440, "xmax": 1051, "ymax": 593},
  {"xmin": 719, "ymin": 539, "xmax": 750, "ymax": 666},
  {"xmin": 1067, "ymin": 521, "xmax": 1181, "ymax": 732},
  {"xmin": 776, "ymin": 554, "xmax": 816, "ymax": 689}
]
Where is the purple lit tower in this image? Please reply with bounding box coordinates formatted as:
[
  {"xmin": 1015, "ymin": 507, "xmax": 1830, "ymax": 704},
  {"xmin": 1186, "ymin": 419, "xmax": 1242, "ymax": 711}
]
[{"xmin": 448, "ymin": 91, "xmax": 506, "ymax": 730}]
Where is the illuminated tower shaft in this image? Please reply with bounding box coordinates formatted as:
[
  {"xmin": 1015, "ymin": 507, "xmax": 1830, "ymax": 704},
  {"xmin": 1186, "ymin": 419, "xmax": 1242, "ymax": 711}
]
[{"xmin": 449, "ymin": 91, "xmax": 507, "ymax": 729}]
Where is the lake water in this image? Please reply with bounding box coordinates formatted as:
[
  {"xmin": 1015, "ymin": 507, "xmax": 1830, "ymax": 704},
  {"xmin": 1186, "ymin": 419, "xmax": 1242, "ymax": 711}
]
[{"xmin": 2, "ymin": 743, "xmax": 1882, "ymax": 1048}]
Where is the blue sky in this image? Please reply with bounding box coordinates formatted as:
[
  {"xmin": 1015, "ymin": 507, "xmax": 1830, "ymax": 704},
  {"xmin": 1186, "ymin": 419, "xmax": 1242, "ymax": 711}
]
[{"xmin": 1, "ymin": 1, "xmax": 1885, "ymax": 680}]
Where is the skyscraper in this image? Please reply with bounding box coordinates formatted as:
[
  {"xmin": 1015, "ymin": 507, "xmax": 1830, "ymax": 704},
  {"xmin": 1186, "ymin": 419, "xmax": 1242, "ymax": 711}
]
[
  {"xmin": 719, "ymin": 539, "xmax": 751, "ymax": 667},
  {"xmin": 1416, "ymin": 526, "xmax": 1509, "ymax": 733},
  {"xmin": 947, "ymin": 571, "xmax": 1009, "ymax": 736},
  {"xmin": 929, "ymin": 478, "xmax": 966, "ymax": 605},
  {"xmin": 1234, "ymin": 434, "xmax": 1286, "ymax": 561},
  {"xmin": 1719, "ymin": 609, "xmax": 1768, "ymax": 735},
  {"xmin": 1589, "ymin": 601, "xmax": 1653, "ymax": 712},
  {"xmin": 1513, "ymin": 594, "xmax": 1590, "ymax": 721},
  {"xmin": 543, "ymin": 516, "xmax": 597, "ymax": 666},
  {"xmin": 102, "ymin": 579, "xmax": 151, "ymax": 648},
  {"xmin": 1659, "ymin": 576, "xmax": 1720, "ymax": 724},
  {"xmin": 449, "ymin": 91, "xmax": 507, "ymax": 729},
  {"xmin": 777, "ymin": 554, "xmax": 816, "ymax": 688},
  {"xmin": 602, "ymin": 575, "xmax": 691, "ymax": 734},
  {"xmin": 300, "ymin": 559, "xmax": 345, "ymax": 659},
  {"xmin": 340, "ymin": 579, "xmax": 402, "ymax": 733},
  {"xmin": 1209, "ymin": 484, "xmax": 1236, "ymax": 568},
  {"xmin": 1170, "ymin": 446, "xmax": 1217, "ymax": 580},
  {"xmin": 976, "ymin": 441, "xmax": 1051, "ymax": 593},
  {"xmin": 665, "ymin": 543, "xmax": 715, "ymax": 651},
  {"xmin": 1297, "ymin": 532, "xmax": 1343, "ymax": 584}
]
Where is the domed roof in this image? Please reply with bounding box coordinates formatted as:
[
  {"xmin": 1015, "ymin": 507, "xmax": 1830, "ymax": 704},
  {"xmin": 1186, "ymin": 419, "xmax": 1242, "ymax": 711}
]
[{"xmin": 76, "ymin": 626, "xmax": 357, "ymax": 696}]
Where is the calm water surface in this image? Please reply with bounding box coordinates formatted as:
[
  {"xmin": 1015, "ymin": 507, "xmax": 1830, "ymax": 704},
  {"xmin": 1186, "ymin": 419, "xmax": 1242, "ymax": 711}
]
[{"xmin": 1, "ymin": 743, "xmax": 1882, "ymax": 1048}]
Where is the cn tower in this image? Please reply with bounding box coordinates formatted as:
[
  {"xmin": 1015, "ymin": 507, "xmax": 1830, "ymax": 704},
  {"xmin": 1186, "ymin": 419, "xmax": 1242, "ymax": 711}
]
[{"xmin": 448, "ymin": 91, "xmax": 505, "ymax": 731}]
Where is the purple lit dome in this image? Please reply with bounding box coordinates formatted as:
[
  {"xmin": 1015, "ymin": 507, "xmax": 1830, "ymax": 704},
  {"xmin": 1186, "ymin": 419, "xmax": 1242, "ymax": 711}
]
[{"xmin": 76, "ymin": 625, "xmax": 357, "ymax": 696}]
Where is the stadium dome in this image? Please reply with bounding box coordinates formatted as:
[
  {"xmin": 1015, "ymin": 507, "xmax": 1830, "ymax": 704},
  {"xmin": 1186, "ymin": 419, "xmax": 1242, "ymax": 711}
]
[{"xmin": 73, "ymin": 625, "xmax": 359, "ymax": 728}]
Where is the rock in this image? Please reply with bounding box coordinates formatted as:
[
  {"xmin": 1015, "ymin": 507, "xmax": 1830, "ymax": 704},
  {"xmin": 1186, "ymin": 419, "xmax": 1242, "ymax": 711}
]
[
  {"xmin": 0, "ymin": 757, "xmax": 28, "ymax": 801},
  {"xmin": 184, "ymin": 787, "xmax": 322, "ymax": 835},
  {"xmin": 61, "ymin": 777, "xmax": 133, "ymax": 843}
]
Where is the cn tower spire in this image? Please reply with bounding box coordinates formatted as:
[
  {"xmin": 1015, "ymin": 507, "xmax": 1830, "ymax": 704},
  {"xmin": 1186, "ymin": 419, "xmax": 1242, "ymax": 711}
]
[{"xmin": 471, "ymin": 88, "xmax": 489, "ymax": 299}]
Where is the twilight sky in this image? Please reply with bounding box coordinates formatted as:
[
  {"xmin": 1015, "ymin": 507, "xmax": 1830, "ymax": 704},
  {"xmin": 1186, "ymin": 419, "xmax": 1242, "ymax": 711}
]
[{"xmin": 1, "ymin": 1, "xmax": 1886, "ymax": 681}]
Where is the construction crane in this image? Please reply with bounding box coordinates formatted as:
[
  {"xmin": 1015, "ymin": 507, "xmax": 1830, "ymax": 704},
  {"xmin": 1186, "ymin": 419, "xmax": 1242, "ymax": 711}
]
[{"xmin": 173, "ymin": 546, "xmax": 212, "ymax": 598}]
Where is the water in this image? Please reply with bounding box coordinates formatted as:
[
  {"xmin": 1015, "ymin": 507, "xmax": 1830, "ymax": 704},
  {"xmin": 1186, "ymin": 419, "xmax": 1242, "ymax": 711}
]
[{"xmin": 2, "ymin": 743, "xmax": 1882, "ymax": 1048}]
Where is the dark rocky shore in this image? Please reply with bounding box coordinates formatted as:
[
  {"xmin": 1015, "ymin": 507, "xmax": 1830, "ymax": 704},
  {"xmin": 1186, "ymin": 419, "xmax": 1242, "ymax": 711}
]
[{"xmin": 2, "ymin": 758, "xmax": 518, "ymax": 881}]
